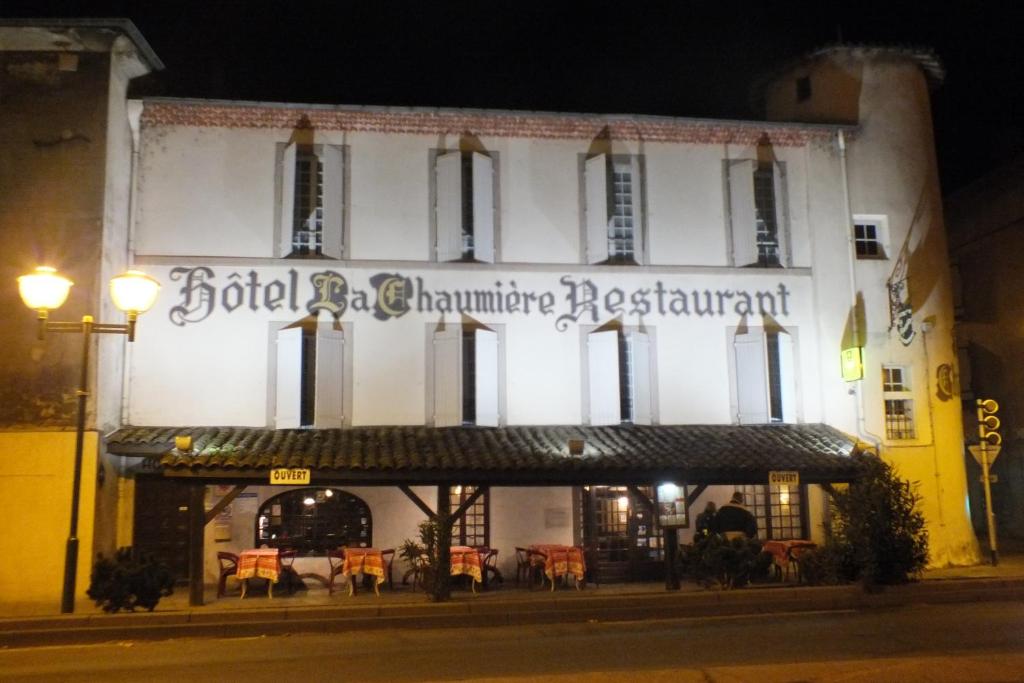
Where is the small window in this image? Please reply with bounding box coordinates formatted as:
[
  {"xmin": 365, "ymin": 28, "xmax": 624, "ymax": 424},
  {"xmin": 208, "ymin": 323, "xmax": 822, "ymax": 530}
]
[
  {"xmin": 796, "ymin": 76, "xmax": 811, "ymax": 102},
  {"xmin": 883, "ymin": 365, "xmax": 915, "ymax": 440},
  {"xmin": 853, "ymin": 215, "xmax": 889, "ymax": 259},
  {"xmin": 736, "ymin": 484, "xmax": 805, "ymax": 540},
  {"xmin": 449, "ymin": 485, "xmax": 489, "ymax": 547},
  {"xmin": 584, "ymin": 154, "xmax": 645, "ymax": 265}
]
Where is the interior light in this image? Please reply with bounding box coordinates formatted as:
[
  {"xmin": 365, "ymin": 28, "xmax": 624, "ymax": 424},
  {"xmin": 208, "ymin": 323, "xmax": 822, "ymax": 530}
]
[
  {"xmin": 617, "ymin": 496, "xmax": 629, "ymax": 510},
  {"xmin": 324, "ymin": 489, "xmax": 333, "ymax": 498},
  {"xmin": 303, "ymin": 497, "xmax": 315, "ymax": 506}
]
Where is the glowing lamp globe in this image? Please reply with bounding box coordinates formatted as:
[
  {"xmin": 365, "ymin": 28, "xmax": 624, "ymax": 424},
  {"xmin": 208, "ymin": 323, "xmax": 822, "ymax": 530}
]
[
  {"xmin": 18, "ymin": 266, "xmax": 73, "ymax": 312},
  {"xmin": 109, "ymin": 270, "xmax": 160, "ymax": 314}
]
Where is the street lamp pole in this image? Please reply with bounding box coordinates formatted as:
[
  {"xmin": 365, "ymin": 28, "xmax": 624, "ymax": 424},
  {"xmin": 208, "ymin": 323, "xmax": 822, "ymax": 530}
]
[{"xmin": 18, "ymin": 267, "xmax": 160, "ymax": 614}]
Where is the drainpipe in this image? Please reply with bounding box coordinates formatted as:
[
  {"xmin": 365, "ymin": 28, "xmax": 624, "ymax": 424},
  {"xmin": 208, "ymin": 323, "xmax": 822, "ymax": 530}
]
[
  {"xmin": 838, "ymin": 130, "xmax": 883, "ymax": 452},
  {"xmin": 119, "ymin": 101, "xmax": 144, "ymax": 427}
]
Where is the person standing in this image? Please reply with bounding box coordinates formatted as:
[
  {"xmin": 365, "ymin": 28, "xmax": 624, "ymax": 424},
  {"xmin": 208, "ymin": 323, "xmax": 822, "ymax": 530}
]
[
  {"xmin": 695, "ymin": 501, "xmax": 717, "ymax": 538},
  {"xmin": 715, "ymin": 492, "xmax": 757, "ymax": 540}
]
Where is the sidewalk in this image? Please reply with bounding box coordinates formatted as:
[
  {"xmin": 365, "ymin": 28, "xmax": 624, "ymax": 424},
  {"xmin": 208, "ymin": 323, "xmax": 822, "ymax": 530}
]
[{"xmin": 3, "ymin": 555, "xmax": 1024, "ymax": 648}]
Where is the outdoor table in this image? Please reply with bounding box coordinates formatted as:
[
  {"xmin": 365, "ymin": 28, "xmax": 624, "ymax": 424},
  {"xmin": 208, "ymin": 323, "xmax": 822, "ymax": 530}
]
[
  {"xmin": 528, "ymin": 544, "xmax": 586, "ymax": 591},
  {"xmin": 341, "ymin": 547, "xmax": 387, "ymax": 597},
  {"xmin": 236, "ymin": 548, "xmax": 280, "ymax": 599},
  {"xmin": 762, "ymin": 539, "xmax": 816, "ymax": 581},
  {"xmin": 450, "ymin": 545, "xmax": 484, "ymax": 593}
]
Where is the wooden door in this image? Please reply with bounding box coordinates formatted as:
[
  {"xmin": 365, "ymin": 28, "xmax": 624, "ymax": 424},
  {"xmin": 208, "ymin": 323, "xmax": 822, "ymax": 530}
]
[{"xmin": 133, "ymin": 476, "xmax": 191, "ymax": 583}]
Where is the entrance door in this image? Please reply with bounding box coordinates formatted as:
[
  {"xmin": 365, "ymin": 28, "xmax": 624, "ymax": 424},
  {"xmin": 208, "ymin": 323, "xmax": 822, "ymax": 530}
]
[
  {"xmin": 581, "ymin": 486, "xmax": 662, "ymax": 582},
  {"xmin": 133, "ymin": 476, "xmax": 191, "ymax": 583}
]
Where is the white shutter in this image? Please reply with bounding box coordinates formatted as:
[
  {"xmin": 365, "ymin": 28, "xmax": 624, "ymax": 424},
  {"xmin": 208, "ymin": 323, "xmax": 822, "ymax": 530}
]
[
  {"xmin": 435, "ymin": 151, "xmax": 463, "ymax": 262},
  {"xmin": 279, "ymin": 142, "xmax": 297, "ymax": 257},
  {"xmin": 587, "ymin": 329, "xmax": 621, "ymax": 425},
  {"xmin": 314, "ymin": 326, "xmax": 345, "ymax": 428},
  {"xmin": 628, "ymin": 330, "xmax": 652, "ymax": 425},
  {"xmin": 773, "ymin": 162, "xmax": 788, "ymax": 267},
  {"xmin": 474, "ymin": 328, "xmax": 499, "ymax": 426},
  {"xmin": 321, "ymin": 145, "xmax": 344, "ymax": 259},
  {"xmin": 584, "ymin": 153, "xmax": 609, "ymax": 264},
  {"xmin": 629, "ymin": 156, "xmax": 644, "ymax": 264},
  {"xmin": 733, "ymin": 330, "xmax": 769, "ymax": 424},
  {"xmin": 728, "ymin": 159, "xmax": 758, "ymax": 267},
  {"xmin": 275, "ymin": 327, "xmax": 303, "ymax": 429},
  {"xmin": 776, "ymin": 332, "xmax": 797, "ymax": 423},
  {"xmin": 472, "ymin": 152, "xmax": 495, "ymax": 263},
  {"xmin": 432, "ymin": 326, "xmax": 461, "ymax": 426}
]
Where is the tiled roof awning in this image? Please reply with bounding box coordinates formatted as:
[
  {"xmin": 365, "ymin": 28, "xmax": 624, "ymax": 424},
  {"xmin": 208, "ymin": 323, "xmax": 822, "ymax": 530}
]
[{"xmin": 106, "ymin": 424, "xmax": 866, "ymax": 486}]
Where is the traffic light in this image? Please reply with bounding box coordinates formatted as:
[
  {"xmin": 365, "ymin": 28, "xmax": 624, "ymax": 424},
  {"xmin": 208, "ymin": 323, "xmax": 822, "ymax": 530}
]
[{"xmin": 977, "ymin": 398, "xmax": 1001, "ymax": 447}]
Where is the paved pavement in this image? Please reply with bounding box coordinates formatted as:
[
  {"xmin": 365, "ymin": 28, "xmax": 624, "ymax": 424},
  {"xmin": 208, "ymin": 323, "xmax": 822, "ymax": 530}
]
[{"xmin": 2, "ymin": 553, "xmax": 1023, "ymax": 648}]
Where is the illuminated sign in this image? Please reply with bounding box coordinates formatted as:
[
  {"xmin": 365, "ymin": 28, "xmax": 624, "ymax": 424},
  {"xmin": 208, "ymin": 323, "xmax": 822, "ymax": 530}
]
[
  {"xmin": 269, "ymin": 468, "xmax": 311, "ymax": 485},
  {"xmin": 769, "ymin": 471, "xmax": 800, "ymax": 486},
  {"xmin": 841, "ymin": 347, "xmax": 863, "ymax": 381}
]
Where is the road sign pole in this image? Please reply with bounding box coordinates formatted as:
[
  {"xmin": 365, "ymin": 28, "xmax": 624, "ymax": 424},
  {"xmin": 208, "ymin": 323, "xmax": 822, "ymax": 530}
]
[{"xmin": 980, "ymin": 444, "xmax": 998, "ymax": 566}]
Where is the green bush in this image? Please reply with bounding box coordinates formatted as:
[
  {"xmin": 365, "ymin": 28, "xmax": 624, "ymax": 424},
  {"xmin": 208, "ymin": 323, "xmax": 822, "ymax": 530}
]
[
  {"xmin": 799, "ymin": 454, "xmax": 928, "ymax": 587},
  {"xmin": 400, "ymin": 514, "xmax": 454, "ymax": 602},
  {"xmin": 87, "ymin": 547, "xmax": 174, "ymax": 612},
  {"xmin": 679, "ymin": 535, "xmax": 771, "ymax": 589}
]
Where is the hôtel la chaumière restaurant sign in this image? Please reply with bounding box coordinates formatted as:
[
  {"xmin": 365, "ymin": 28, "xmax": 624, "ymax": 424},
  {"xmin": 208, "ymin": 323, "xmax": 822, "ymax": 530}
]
[{"xmin": 167, "ymin": 267, "xmax": 795, "ymax": 331}]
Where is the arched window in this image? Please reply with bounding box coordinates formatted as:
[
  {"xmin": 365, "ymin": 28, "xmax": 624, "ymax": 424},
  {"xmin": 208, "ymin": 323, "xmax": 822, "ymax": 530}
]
[{"xmin": 255, "ymin": 488, "xmax": 371, "ymax": 555}]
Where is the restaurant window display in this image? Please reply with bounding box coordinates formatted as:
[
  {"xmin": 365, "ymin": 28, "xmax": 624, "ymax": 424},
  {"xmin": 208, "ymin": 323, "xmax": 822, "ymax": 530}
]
[
  {"xmin": 255, "ymin": 488, "xmax": 372, "ymax": 555},
  {"xmin": 734, "ymin": 484, "xmax": 806, "ymax": 540}
]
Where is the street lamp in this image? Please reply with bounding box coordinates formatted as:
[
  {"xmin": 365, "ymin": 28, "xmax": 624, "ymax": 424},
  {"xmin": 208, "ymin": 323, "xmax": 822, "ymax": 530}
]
[{"xmin": 18, "ymin": 266, "xmax": 160, "ymax": 613}]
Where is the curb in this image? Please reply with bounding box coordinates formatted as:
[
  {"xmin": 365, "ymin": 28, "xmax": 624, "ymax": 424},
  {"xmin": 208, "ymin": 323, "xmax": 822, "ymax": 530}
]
[{"xmin": 3, "ymin": 577, "xmax": 1023, "ymax": 648}]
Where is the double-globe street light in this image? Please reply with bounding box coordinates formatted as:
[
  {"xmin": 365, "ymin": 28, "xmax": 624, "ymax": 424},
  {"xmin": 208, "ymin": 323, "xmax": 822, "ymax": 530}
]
[{"xmin": 18, "ymin": 266, "xmax": 160, "ymax": 613}]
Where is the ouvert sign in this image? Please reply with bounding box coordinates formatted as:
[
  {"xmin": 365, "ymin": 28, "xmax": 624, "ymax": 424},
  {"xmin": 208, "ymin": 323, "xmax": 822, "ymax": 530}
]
[{"xmin": 167, "ymin": 266, "xmax": 795, "ymax": 332}]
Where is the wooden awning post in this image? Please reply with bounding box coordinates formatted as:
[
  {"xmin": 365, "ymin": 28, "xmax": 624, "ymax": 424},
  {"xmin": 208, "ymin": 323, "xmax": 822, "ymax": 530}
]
[{"xmin": 188, "ymin": 481, "xmax": 206, "ymax": 607}]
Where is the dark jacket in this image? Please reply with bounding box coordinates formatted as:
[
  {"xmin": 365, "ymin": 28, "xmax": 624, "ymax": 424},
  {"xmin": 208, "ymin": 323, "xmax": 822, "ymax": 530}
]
[
  {"xmin": 715, "ymin": 503, "xmax": 757, "ymax": 538},
  {"xmin": 695, "ymin": 510, "xmax": 717, "ymax": 537}
]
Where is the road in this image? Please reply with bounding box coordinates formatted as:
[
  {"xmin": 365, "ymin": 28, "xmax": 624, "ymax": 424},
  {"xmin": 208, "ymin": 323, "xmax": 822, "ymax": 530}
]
[{"xmin": 2, "ymin": 601, "xmax": 1023, "ymax": 682}]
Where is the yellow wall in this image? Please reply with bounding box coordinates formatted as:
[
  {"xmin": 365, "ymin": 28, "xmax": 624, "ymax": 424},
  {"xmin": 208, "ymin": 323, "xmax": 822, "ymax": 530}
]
[{"xmin": 0, "ymin": 431, "xmax": 98, "ymax": 615}]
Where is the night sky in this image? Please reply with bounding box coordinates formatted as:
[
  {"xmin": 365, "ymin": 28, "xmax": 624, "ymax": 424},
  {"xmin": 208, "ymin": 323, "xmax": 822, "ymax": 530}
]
[{"xmin": 6, "ymin": 1, "xmax": 1023, "ymax": 192}]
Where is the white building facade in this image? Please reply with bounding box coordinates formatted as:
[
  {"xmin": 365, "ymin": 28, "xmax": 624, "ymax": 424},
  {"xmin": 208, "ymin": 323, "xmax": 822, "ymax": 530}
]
[{"xmin": 103, "ymin": 44, "xmax": 979, "ymax": 592}]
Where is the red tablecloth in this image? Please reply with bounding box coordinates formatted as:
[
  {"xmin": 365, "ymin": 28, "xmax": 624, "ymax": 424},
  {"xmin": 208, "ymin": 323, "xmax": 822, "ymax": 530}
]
[
  {"xmin": 236, "ymin": 548, "xmax": 280, "ymax": 582},
  {"xmin": 529, "ymin": 544, "xmax": 586, "ymax": 582},
  {"xmin": 342, "ymin": 547, "xmax": 386, "ymax": 586},
  {"xmin": 762, "ymin": 540, "xmax": 816, "ymax": 569},
  {"xmin": 449, "ymin": 546, "xmax": 484, "ymax": 584}
]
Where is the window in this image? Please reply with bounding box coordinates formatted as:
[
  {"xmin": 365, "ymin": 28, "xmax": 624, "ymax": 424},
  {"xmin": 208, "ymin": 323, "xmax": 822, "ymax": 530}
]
[
  {"xmin": 448, "ymin": 485, "xmax": 489, "ymax": 547},
  {"xmin": 796, "ymin": 76, "xmax": 811, "ymax": 102},
  {"xmin": 853, "ymin": 214, "xmax": 889, "ymax": 259},
  {"xmin": 883, "ymin": 365, "xmax": 915, "ymax": 439},
  {"xmin": 434, "ymin": 151, "xmax": 496, "ymax": 262},
  {"xmin": 256, "ymin": 488, "xmax": 371, "ymax": 555},
  {"xmin": 726, "ymin": 159, "xmax": 788, "ymax": 267},
  {"xmin": 430, "ymin": 323, "xmax": 503, "ymax": 426},
  {"xmin": 732, "ymin": 327, "xmax": 797, "ymax": 424},
  {"xmin": 585, "ymin": 327, "xmax": 654, "ymax": 425},
  {"xmin": 584, "ymin": 154, "xmax": 645, "ymax": 264},
  {"xmin": 278, "ymin": 143, "xmax": 345, "ymax": 258},
  {"xmin": 735, "ymin": 484, "xmax": 805, "ymax": 540},
  {"xmin": 273, "ymin": 320, "xmax": 347, "ymax": 429}
]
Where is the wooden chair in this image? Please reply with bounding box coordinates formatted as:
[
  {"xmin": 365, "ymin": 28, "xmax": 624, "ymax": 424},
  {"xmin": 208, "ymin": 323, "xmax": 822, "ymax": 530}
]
[
  {"xmin": 514, "ymin": 547, "xmax": 530, "ymax": 586},
  {"xmin": 327, "ymin": 548, "xmax": 346, "ymax": 595},
  {"xmin": 788, "ymin": 542, "xmax": 817, "ymax": 583},
  {"xmin": 217, "ymin": 551, "xmax": 239, "ymax": 598},
  {"xmin": 478, "ymin": 547, "xmax": 502, "ymax": 588},
  {"xmin": 525, "ymin": 548, "xmax": 548, "ymax": 590},
  {"xmin": 278, "ymin": 549, "xmax": 300, "ymax": 594}
]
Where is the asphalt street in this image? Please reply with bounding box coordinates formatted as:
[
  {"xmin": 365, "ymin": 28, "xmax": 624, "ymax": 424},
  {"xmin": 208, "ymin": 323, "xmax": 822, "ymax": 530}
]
[{"xmin": 2, "ymin": 600, "xmax": 1023, "ymax": 682}]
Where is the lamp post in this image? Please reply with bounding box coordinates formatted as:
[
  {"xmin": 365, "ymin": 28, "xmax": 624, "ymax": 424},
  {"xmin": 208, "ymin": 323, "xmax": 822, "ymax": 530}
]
[{"xmin": 18, "ymin": 266, "xmax": 160, "ymax": 613}]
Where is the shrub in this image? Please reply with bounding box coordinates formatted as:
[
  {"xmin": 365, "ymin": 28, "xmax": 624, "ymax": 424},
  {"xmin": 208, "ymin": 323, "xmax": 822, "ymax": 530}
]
[
  {"xmin": 87, "ymin": 547, "xmax": 174, "ymax": 613},
  {"xmin": 679, "ymin": 535, "xmax": 771, "ymax": 589},
  {"xmin": 400, "ymin": 514, "xmax": 454, "ymax": 602}
]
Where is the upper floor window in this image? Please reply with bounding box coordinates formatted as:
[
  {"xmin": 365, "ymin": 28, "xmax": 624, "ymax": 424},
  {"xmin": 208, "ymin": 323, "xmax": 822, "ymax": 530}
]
[
  {"xmin": 726, "ymin": 159, "xmax": 788, "ymax": 268},
  {"xmin": 732, "ymin": 327, "xmax": 797, "ymax": 424},
  {"xmin": 273, "ymin": 319, "xmax": 348, "ymax": 429},
  {"xmin": 883, "ymin": 365, "xmax": 915, "ymax": 440},
  {"xmin": 853, "ymin": 214, "xmax": 889, "ymax": 259},
  {"xmin": 430, "ymin": 322, "xmax": 504, "ymax": 426},
  {"xmin": 278, "ymin": 143, "xmax": 345, "ymax": 259},
  {"xmin": 434, "ymin": 151, "xmax": 496, "ymax": 262},
  {"xmin": 584, "ymin": 154, "xmax": 645, "ymax": 265},
  {"xmin": 585, "ymin": 327, "xmax": 654, "ymax": 425}
]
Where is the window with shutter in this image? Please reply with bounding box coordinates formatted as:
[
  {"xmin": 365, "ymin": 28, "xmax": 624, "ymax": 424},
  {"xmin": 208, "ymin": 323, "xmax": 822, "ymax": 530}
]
[
  {"xmin": 431, "ymin": 323, "xmax": 503, "ymax": 426},
  {"xmin": 434, "ymin": 150, "xmax": 496, "ymax": 262},
  {"xmin": 586, "ymin": 327, "xmax": 655, "ymax": 425},
  {"xmin": 732, "ymin": 328, "xmax": 797, "ymax": 424},
  {"xmin": 273, "ymin": 321, "xmax": 348, "ymax": 429},
  {"xmin": 727, "ymin": 159, "xmax": 787, "ymax": 268},
  {"xmin": 278, "ymin": 143, "xmax": 346, "ymax": 259},
  {"xmin": 584, "ymin": 154, "xmax": 644, "ymax": 265}
]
